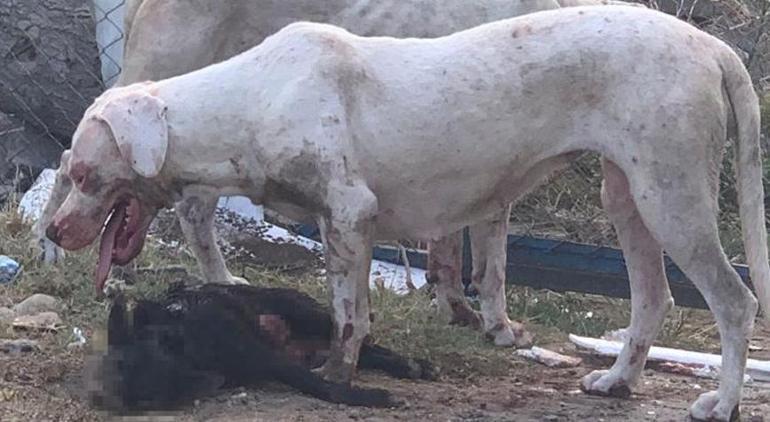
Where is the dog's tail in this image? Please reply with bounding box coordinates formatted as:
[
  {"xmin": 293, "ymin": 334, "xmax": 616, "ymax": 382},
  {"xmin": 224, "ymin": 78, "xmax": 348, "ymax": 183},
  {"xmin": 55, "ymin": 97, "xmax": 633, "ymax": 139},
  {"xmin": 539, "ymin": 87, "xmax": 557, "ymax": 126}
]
[{"xmin": 722, "ymin": 50, "xmax": 770, "ymax": 320}]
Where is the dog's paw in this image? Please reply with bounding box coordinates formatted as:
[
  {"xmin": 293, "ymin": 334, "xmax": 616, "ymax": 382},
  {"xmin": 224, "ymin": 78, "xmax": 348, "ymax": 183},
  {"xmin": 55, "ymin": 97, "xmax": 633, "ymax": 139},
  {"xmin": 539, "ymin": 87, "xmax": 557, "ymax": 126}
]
[
  {"xmin": 313, "ymin": 360, "xmax": 355, "ymax": 384},
  {"xmin": 485, "ymin": 320, "xmax": 533, "ymax": 348},
  {"xmin": 413, "ymin": 358, "xmax": 439, "ymax": 381},
  {"xmin": 580, "ymin": 370, "xmax": 632, "ymax": 398},
  {"xmin": 448, "ymin": 307, "xmax": 483, "ymax": 330},
  {"xmin": 689, "ymin": 391, "xmax": 740, "ymax": 422}
]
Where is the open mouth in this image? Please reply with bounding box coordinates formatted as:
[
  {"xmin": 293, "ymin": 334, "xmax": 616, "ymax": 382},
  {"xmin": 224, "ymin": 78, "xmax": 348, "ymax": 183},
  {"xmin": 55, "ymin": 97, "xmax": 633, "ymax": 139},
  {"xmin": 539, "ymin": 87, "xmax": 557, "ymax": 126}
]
[{"xmin": 96, "ymin": 196, "xmax": 147, "ymax": 292}]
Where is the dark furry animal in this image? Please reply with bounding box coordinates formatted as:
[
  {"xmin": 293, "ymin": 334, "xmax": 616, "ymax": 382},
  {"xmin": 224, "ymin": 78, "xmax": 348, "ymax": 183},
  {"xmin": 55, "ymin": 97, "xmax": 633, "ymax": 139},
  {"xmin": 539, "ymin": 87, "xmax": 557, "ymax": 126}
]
[{"xmin": 88, "ymin": 283, "xmax": 434, "ymax": 411}]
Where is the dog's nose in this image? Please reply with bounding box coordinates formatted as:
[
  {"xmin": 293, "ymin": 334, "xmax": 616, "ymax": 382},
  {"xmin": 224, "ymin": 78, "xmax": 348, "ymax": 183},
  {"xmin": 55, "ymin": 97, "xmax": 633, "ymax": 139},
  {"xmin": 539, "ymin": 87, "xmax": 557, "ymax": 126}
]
[{"xmin": 45, "ymin": 223, "xmax": 62, "ymax": 245}]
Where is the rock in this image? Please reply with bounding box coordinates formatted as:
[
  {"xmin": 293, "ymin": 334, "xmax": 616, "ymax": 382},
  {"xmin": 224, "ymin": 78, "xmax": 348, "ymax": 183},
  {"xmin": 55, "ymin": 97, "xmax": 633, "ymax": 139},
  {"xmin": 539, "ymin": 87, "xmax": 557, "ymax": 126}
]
[
  {"xmin": 516, "ymin": 346, "xmax": 582, "ymax": 368},
  {"xmin": 13, "ymin": 294, "xmax": 59, "ymax": 316},
  {"xmin": 0, "ymin": 256, "xmax": 20, "ymax": 284},
  {"xmin": 12, "ymin": 312, "xmax": 64, "ymax": 332},
  {"xmin": 0, "ymin": 339, "xmax": 40, "ymax": 354},
  {"xmin": 0, "ymin": 307, "xmax": 14, "ymax": 325},
  {"xmin": 18, "ymin": 168, "xmax": 56, "ymax": 223}
]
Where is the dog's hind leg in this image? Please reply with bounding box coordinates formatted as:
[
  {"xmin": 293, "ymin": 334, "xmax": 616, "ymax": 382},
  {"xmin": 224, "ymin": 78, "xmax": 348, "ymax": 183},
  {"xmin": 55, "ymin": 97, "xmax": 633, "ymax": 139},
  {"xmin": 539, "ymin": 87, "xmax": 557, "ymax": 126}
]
[
  {"xmin": 269, "ymin": 358, "xmax": 396, "ymax": 407},
  {"xmin": 183, "ymin": 300, "xmax": 394, "ymax": 407},
  {"xmin": 358, "ymin": 343, "xmax": 436, "ymax": 380},
  {"xmin": 427, "ymin": 232, "xmax": 483, "ymax": 329},
  {"xmin": 175, "ymin": 188, "xmax": 248, "ymax": 285},
  {"xmin": 594, "ymin": 153, "xmax": 756, "ymax": 421},
  {"xmin": 581, "ymin": 158, "xmax": 674, "ymax": 398}
]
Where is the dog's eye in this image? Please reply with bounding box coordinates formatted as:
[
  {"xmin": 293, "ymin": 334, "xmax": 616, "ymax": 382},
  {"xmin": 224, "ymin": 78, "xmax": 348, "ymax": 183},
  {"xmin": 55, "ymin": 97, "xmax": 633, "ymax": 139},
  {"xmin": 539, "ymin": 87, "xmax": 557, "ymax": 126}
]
[{"xmin": 69, "ymin": 164, "xmax": 91, "ymax": 190}]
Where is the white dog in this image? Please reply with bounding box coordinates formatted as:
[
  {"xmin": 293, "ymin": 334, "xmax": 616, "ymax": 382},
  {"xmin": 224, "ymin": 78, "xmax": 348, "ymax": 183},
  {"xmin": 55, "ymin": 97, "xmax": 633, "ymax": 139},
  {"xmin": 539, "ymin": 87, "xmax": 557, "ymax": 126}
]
[
  {"xmin": 46, "ymin": 7, "xmax": 767, "ymax": 420},
  {"xmin": 34, "ymin": 0, "xmax": 642, "ymax": 348}
]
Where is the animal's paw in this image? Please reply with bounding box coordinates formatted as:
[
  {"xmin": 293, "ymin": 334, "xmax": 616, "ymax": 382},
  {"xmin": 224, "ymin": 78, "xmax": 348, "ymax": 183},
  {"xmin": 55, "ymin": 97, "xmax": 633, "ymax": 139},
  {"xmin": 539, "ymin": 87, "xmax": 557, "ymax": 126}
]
[
  {"xmin": 313, "ymin": 360, "xmax": 356, "ymax": 384},
  {"xmin": 485, "ymin": 320, "xmax": 533, "ymax": 348},
  {"xmin": 689, "ymin": 391, "xmax": 740, "ymax": 422},
  {"xmin": 580, "ymin": 370, "xmax": 632, "ymax": 399},
  {"xmin": 400, "ymin": 357, "xmax": 438, "ymax": 381},
  {"xmin": 449, "ymin": 308, "xmax": 483, "ymax": 330}
]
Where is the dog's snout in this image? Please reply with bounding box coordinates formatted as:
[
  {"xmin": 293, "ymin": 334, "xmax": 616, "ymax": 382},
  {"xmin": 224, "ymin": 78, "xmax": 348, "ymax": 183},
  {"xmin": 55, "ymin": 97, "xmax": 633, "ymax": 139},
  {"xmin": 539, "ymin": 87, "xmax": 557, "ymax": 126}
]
[{"xmin": 45, "ymin": 223, "xmax": 62, "ymax": 246}]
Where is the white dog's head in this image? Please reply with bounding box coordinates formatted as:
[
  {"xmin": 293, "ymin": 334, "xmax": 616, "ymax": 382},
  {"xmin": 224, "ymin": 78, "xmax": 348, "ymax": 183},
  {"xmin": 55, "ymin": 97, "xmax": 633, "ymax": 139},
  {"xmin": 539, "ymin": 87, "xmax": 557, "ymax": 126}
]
[{"xmin": 47, "ymin": 84, "xmax": 170, "ymax": 291}]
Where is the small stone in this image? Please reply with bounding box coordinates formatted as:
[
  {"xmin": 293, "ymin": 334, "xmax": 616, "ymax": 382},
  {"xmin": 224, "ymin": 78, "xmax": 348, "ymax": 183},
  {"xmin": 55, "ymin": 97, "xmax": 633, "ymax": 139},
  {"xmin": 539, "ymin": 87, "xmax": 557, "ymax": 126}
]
[
  {"xmin": 0, "ymin": 307, "xmax": 14, "ymax": 325},
  {"xmin": 13, "ymin": 294, "xmax": 59, "ymax": 316},
  {"xmin": 0, "ymin": 339, "xmax": 40, "ymax": 354},
  {"xmin": 0, "ymin": 256, "xmax": 20, "ymax": 285},
  {"xmin": 544, "ymin": 415, "xmax": 559, "ymax": 421},
  {"xmin": 231, "ymin": 392, "xmax": 249, "ymax": 404},
  {"xmin": 516, "ymin": 347, "xmax": 582, "ymax": 368},
  {"xmin": 12, "ymin": 312, "xmax": 64, "ymax": 332}
]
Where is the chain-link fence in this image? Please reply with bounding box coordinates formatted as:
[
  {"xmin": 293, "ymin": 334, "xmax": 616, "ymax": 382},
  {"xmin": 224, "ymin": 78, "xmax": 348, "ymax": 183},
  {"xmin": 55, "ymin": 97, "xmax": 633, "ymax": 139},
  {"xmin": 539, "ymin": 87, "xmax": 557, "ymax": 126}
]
[
  {"xmin": 91, "ymin": 0, "xmax": 125, "ymax": 87},
  {"xmin": 2, "ymin": 0, "xmax": 769, "ymax": 260},
  {"xmin": 0, "ymin": 0, "xmax": 127, "ymax": 202}
]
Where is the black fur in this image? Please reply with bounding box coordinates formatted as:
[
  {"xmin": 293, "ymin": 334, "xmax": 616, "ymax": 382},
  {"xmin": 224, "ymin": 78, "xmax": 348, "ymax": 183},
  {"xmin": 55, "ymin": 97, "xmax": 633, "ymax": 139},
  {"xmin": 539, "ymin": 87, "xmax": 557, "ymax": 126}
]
[{"xmin": 89, "ymin": 283, "xmax": 434, "ymax": 411}]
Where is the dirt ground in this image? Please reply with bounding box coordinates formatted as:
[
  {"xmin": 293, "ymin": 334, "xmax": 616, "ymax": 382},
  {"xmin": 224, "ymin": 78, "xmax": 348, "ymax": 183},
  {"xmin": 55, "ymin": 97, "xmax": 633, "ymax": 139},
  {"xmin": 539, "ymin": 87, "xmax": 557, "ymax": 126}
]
[{"xmin": 2, "ymin": 329, "xmax": 769, "ymax": 422}]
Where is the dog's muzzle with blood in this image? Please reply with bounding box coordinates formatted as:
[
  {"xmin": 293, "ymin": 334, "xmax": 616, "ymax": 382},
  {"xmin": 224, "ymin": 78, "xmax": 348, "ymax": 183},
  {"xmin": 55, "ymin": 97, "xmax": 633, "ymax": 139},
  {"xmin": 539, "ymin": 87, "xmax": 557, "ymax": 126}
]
[{"xmin": 96, "ymin": 196, "xmax": 148, "ymax": 291}]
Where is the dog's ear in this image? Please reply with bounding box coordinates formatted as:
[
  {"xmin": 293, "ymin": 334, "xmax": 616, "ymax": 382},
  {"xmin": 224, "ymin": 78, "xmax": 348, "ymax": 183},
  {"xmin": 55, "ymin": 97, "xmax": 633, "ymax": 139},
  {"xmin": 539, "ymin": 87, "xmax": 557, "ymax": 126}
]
[
  {"xmin": 95, "ymin": 90, "xmax": 169, "ymax": 178},
  {"xmin": 107, "ymin": 296, "xmax": 131, "ymax": 346}
]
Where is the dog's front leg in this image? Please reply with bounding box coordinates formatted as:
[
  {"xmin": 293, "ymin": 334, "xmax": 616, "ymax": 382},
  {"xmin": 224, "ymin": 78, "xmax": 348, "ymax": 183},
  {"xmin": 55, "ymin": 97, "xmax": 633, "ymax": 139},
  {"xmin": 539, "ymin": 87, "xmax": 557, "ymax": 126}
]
[
  {"xmin": 315, "ymin": 183, "xmax": 377, "ymax": 383},
  {"xmin": 175, "ymin": 187, "xmax": 247, "ymax": 285}
]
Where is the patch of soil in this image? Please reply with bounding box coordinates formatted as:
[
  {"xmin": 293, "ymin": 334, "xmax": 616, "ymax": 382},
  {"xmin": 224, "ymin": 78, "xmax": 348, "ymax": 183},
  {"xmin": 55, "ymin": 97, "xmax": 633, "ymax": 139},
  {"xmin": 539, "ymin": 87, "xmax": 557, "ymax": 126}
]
[
  {"xmin": 2, "ymin": 333, "xmax": 769, "ymax": 422},
  {"xmin": 227, "ymin": 236, "xmax": 320, "ymax": 271}
]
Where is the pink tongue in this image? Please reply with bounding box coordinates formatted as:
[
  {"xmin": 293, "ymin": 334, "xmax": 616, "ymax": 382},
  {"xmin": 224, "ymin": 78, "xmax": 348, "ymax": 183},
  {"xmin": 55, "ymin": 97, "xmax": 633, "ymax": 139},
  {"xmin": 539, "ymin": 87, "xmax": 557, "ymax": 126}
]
[{"xmin": 96, "ymin": 205, "xmax": 126, "ymax": 292}]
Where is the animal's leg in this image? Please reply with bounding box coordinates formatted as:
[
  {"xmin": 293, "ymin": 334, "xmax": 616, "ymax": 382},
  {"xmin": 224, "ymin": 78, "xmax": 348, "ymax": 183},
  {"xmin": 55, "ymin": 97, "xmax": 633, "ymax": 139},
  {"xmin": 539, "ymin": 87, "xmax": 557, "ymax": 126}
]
[
  {"xmin": 315, "ymin": 183, "xmax": 377, "ymax": 384},
  {"xmin": 469, "ymin": 206, "xmax": 532, "ymax": 347},
  {"xmin": 427, "ymin": 232, "xmax": 482, "ymax": 329},
  {"xmin": 581, "ymin": 159, "xmax": 674, "ymax": 397},
  {"xmin": 677, "ymin": 250, "xmax": 755, "ymax": 420},
  {"xmin": 182, "ymin": 302, "xmax": 394, "ymax": 407},
  {"xmin": 358, "ymin": 343, "xmax": 436, "ymax": 380},
  {"xmin": 606, "ymin": 159, "xmax": 755, "ymax": 422},
  {"xmin": 175, "ymin": 190, "xmax": 247, "ymax": 285},
  {"xmin": 31, "ymin": 151, "xmax": 71, "ymax": 264}
]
